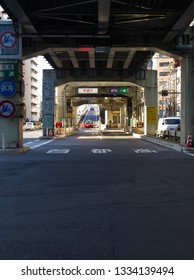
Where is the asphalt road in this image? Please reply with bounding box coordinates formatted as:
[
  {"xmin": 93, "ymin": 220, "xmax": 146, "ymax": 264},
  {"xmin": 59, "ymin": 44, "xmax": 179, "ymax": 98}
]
[{"xmin": 0, "ymin": 129, "xmax": 194, "ymax": 260}]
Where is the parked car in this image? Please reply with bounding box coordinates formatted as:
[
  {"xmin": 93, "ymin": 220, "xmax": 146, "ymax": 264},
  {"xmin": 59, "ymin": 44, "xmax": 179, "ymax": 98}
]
[
  {"xmin": 23, "ymin": 122, "xmax": 35, "ymax": 131},
  {"xmin": 85, "ymin": 120, "xmax": 93, "ymax": 128},
  {"xmin": 156, "ymin": 117, "xmax": 180, "ymax": 138}
]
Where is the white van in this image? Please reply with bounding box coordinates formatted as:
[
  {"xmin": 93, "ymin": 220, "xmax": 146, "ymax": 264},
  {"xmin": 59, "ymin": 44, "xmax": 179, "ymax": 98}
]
[
  {"xmin": 157, "ymin": 117, "xmax": 180, "ymax": 137},
  {"xmin": 23, "ymin": 122, "xmax": 35, "ymax": 131}
]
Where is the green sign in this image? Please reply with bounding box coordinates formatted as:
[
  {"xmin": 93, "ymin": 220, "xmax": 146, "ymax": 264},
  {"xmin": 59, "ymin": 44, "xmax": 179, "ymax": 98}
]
[
  {"xmin": 0, "ymin": 63, "xmax": 18, "ymax": 78},
  {"xmin": 118, "ymin": 88, "xmax": 128, "ymax": 94},
  {"xmin": 109, "ymin": 88, "xmax": 129, "ymax": 94}
]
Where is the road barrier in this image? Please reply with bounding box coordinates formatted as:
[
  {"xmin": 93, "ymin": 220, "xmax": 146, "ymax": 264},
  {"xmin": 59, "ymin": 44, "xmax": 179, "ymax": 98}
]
[{"xmin": 166, "ymin": 129, "xmax": 181, "ymax": 141}]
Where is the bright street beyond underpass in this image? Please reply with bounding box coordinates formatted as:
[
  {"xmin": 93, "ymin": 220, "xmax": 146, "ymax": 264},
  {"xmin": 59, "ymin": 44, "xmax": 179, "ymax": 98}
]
[{"xmin": 0, "ymin": 129, "xmax": 194, "ymax": 261}]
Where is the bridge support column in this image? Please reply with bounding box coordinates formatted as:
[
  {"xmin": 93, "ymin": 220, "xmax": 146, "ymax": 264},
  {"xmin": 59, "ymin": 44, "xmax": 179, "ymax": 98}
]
[
  {"xmin": 180, "ymin": 56, "xmax": 194, "ymax": 146},
  {"xmin": 144, "ymin": 70, "xmax": 158, "ymax": 136},
  {"xmin": 42, "ymin": 70, "xmax": 56, "ymax": 137},
  {"xmin": 0, "ymin": 60, "xmax": 26, "ymax": 152}
]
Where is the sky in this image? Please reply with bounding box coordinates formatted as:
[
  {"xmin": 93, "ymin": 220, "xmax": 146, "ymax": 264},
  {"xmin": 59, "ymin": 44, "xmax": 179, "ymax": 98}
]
[{"xmin": 37, "ymin": 55, "xmax": 53, "ymax": 70}]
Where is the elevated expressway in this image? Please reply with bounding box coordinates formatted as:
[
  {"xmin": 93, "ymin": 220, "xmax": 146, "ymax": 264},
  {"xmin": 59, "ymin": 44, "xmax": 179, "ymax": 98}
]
[{"xmin": 0, "ymin": 0, "xmax": 194, "ymax": 148}]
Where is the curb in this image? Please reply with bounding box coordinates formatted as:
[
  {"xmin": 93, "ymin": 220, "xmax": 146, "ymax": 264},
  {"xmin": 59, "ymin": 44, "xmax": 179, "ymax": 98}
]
[
  {"xmin": 133, "ymin": 133, "xmax": 183, "ymax": 152},
  {"xmin": 0, "ymin": 146, "xmax": 30, "ymax": 155}
]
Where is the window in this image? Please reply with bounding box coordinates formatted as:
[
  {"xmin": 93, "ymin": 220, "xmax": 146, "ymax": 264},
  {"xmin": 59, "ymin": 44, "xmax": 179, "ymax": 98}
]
[
  {"xmin": 159, "ymin": 81, "xmax": 168, "ymax": 88},
  {"xmin": 159, "ymin": 54, "xmax": 168, "ymax": 58},
  {"xmin": 159, "ymin": 62, "xmax": 169, "ymax": 67},
  {"xmin": 165, "ymin": 119, "xmax": 180, "ymax": 125},
  {"xmin": 159, "ymin": 71, "xmax": 170, "ymax": 76}
]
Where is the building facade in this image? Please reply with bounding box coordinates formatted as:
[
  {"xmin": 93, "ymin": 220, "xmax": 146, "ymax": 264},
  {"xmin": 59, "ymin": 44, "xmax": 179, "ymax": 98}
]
[
  {"xmin": 152, "ymin": 53, "xmax": 181, "ymax": 118},
  {"xmin": 23, "ymin": 58, "xmax": 41, "ymax": 123}
]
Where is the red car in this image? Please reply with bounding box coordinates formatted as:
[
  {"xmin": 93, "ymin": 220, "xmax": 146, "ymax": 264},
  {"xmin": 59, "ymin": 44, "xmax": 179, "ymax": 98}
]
[{"xmin": 85, "ymin": 120, "xmax": 93, "ymax": 128}]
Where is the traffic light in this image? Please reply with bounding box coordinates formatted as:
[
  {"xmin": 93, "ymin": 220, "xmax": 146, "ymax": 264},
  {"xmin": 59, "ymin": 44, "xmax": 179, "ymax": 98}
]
[{"xmin": 66, "ymin": 99, "xmax": 71, "ymax": 106}]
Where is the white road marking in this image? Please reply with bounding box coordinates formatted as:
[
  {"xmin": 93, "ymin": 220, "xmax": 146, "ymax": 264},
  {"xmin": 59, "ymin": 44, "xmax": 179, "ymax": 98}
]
[
  {"xmin": 91, "ymin": 148, "xmax": 112, "ymax": 153},
  {"xmin": 183, "ymin": 150, "xmax": 194, "ymax": 157},
  {"xmin": 24, "ymin": 139, "xmax": 54, "ymax": 149},
  {"xmin": 24, "ymin": 141, "xmax": 33, "ymax": 145},
  {"xmin": 47, "ymin": 149, "xmax": 70, "ymax": 154},
  {"xmin": 133, "ymin": 149, "xmax": 158, "ymax": 153}
]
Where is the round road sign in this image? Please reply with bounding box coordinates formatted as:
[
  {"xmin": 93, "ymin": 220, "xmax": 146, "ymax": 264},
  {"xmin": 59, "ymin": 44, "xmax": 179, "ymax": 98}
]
[
  {"xmin": 0, "ymin": 100, "xmax": 16, "ymax": 118},
  {"xmin": 0, "ymin": 31, "xmax": 17, "ymax": 49},
  {"xmin": 0, "ymin": 79, "xmax": 17, "ymax": 97}
]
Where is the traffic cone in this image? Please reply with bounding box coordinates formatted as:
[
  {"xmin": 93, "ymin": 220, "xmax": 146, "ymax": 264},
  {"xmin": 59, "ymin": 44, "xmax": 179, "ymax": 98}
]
[
  {"xmin": 48, "ymin": 129, "xmax": 53, "ymax": 136},
  {"xmin": 186, "ymin": 132, "xmax": 193, "ymax": 147}
]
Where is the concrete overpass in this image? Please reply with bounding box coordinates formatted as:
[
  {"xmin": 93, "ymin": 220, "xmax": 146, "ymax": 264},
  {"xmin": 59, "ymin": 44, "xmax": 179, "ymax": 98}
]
[{"xmin": 0, "ymin": 0, "xmax": 194, "ymax": 150}]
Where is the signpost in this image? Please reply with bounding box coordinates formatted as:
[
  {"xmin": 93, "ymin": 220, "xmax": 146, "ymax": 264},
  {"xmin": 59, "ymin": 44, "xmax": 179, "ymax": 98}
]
[{"xmin": 0, "ymin": 21, "xmax": 23, "ymax": 150}]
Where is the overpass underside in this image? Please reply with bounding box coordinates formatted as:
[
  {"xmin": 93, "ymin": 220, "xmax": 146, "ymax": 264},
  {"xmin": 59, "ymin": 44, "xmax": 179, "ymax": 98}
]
[
  {"xmin": 1, "ymin": 0, "xmax": 194, "ymax": 149},
  {"xmin": 46, "ymin": 69, "xmax": 157, "ymax": 137}
]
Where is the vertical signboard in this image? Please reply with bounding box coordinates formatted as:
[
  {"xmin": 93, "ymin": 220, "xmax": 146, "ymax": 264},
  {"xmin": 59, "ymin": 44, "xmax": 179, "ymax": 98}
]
[
  {"xmin": 147, "ymin": 106, "xmax": 157, "ymax": 124},
  {"xmin": 42, "ymin": 70, "xmax": 55, "ymax": 134},
  {"xmin": 0, "ymin": 21, "xmax": 22, "ymax": 59},
  {"xmin": 0, "ymin": 62, "xmax": 18, "ymax": 78},
  {"xmin": 0, "ymin": 21, "xmax": 23, "ymax": 149}
]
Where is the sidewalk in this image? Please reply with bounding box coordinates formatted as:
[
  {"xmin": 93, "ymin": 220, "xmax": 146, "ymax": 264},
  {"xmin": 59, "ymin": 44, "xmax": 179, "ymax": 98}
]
[{"xmin": 133, "ymin": 133, "xmax": 194, "ymax": 154}]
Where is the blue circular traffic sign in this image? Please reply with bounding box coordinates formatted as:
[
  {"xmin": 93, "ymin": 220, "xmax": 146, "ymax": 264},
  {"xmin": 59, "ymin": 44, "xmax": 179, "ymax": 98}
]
[{"xmin": 0, "ymin": 79, "xmax": 17, "ymax": 97}]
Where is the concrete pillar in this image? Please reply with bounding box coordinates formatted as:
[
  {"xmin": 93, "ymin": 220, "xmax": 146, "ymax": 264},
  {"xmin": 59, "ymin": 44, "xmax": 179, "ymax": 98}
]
[
  {"xmin": 42, "ymin": 70, "xmax": 55, "ymax": 137},
  {"xmin": 0, "ymin": 60, "xmax": 24, "ymax": 149},
  {"xmin": 105, "ymin": 109, "xmax": 108, "ymax": 125},
  {"xmin": 120, "ymin": 106, "xmax": 123, "ymax": 127},
  {"xmin": 144, "ymin": 70, "xmax": 158, "ymax": 135},
  {"xmin": 180, "ymin": 57, "xmax": 194, "ymax": 145}
]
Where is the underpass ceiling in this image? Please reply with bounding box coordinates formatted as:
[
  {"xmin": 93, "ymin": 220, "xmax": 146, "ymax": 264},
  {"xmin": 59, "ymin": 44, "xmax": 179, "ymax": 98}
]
[{"xmin": 1, "ymin": 0, "xmax": 194, "ymax": 76}]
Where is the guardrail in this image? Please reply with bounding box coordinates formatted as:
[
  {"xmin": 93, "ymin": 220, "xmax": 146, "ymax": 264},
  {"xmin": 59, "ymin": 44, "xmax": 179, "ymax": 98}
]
[{"xmin": 166, "ymin": 130, "xmax": 181, "ymax": 141}]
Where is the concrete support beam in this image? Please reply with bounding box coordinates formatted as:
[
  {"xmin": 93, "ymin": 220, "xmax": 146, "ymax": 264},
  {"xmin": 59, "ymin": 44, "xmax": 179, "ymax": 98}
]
[
  {"xmin": 180, "ymin": 56, "xmax": 194, "ymax": 145},
  {"xmin": 144, "ymin": 70, "xmax": 158, "ymax": 136},
  {"xmin": 0, "ymin": 60, "xmax": 24, "ymax": 150},
  {"xmin": 98, "ymin": 0, "xmax": 111, "ymax": 34}
]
